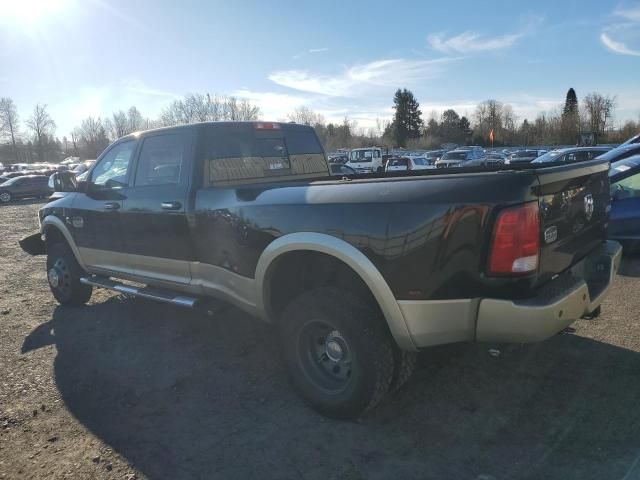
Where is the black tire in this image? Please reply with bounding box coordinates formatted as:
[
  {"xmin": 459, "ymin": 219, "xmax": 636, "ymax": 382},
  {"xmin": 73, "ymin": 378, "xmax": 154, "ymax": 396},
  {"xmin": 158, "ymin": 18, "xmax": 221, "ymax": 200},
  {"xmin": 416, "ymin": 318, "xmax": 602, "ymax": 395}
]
[
  {"xmin": 0, "ymin": 191, "xmax": 11, "ymax": 203},
  {"xmin": 389, "ymin": 349, "xmax": 417, "ymax": 393},
  {"xmin": 46, "ymin": 242, "xmax": 92, "ymax": 306},
  {"xmin": 280, "ymin": 287, "xmax": 394, "ymax": 419}
]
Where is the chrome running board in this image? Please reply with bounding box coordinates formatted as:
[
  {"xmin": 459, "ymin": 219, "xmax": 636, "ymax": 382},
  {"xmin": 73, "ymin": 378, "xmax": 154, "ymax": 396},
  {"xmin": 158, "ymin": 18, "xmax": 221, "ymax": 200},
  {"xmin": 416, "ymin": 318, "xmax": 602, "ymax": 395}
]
[{"xmin": 80, "ymin": 276, "xmax": 198, "ymax": 308}]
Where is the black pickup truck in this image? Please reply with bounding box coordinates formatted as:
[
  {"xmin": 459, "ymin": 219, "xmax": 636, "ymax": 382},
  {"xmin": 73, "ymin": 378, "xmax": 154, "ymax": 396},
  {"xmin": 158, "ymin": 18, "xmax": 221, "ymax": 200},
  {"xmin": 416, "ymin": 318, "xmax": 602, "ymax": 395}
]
[{"xmin": 20, "ymin": 121, "xmax": 622, "ymax": 419}]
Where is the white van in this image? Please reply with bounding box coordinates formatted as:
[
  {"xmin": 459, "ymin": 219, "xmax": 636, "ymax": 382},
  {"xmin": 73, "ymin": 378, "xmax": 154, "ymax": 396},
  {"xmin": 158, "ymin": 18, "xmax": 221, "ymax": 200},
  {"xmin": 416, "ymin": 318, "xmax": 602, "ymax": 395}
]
[{"xmin": 346, "ymin": 147, "xmax": 383, "ymax": 173}]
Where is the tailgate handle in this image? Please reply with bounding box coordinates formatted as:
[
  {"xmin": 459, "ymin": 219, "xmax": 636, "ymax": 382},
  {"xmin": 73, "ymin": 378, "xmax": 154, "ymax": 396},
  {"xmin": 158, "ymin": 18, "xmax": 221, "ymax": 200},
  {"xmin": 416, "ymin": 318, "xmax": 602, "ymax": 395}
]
[
  {"xmin": 103, "ymin": 202, "xmax": 120, "ymax": 211},
  {"xmin": 161, "ymin": 201, "xmax": 182, "ymax": 210}
]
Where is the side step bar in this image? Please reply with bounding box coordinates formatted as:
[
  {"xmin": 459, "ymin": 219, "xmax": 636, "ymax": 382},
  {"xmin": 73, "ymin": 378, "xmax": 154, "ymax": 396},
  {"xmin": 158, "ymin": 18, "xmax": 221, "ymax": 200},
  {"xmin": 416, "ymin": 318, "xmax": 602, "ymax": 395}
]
[{"xmin": 80, "ymin": 276, "xmax": 199, "ymax": 308}]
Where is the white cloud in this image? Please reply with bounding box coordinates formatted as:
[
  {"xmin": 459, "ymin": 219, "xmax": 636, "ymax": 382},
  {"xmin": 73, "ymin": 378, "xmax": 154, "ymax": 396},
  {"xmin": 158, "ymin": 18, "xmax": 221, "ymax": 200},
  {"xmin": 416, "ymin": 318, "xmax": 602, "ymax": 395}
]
[
  {"xmin": 231, "ymin": 89, "xmax": 310, "ymax": 120},
  {"xmin": 428, "ymin": 16, "xmax": 542, "ymax": 54},
  {"xmin": 428, "ymin": 31, "xmax": 522, "ymax": 53},
  {"xmin": 308, "ymin": 47, "xmax": 328, "ymax": 54},
  {"xmin": 269, "ymin": 58, "xmax": 454, "ymax": 97},
  {"xmin": 601, "ymin": 5, "xmax": 640, "ymax": 56},
  {"xmin": 600, "ymin": 32, "xmax": 640, "ymax": 56}
]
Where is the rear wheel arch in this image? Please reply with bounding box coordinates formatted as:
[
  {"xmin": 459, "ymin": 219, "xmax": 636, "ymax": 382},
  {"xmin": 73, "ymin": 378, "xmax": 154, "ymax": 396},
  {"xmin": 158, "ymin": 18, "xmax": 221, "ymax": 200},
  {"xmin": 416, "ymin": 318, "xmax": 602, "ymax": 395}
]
[{"xmin": 254, "ymin": 233, "xmax": 416, "ymax": 351}]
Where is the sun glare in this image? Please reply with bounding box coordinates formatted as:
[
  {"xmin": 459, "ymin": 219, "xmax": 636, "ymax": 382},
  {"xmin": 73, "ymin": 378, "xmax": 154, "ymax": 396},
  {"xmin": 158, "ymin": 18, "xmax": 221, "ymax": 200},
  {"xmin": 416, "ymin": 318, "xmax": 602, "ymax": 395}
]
[{"xmin": 0, "ymin": 0, "xmax": 73, "ymax": 22}]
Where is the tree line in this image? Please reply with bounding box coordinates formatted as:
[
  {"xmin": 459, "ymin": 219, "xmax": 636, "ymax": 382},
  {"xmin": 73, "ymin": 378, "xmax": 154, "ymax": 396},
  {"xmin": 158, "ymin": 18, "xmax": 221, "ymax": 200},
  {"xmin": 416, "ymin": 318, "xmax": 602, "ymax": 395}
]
[
  {"xmin": 0, "ymin": 93, "xmax": 262, "ymax": 164},
  {"xmin": 0, "ymin": 87, "xmax": 637, "ymax": 164}
]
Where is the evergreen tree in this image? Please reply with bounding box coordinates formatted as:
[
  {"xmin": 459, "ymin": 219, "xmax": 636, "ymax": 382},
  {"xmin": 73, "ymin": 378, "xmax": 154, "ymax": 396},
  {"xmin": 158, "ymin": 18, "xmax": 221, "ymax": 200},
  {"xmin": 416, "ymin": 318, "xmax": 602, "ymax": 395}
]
[
  {"xmin": 563, "ymin": 88, "xmax": 578, "ymax": 117},
  {"xmin": 392, "ymin": 88, "xmax": 423, "ymax": 147},
  {"xmin": 562, "ymin": 87, "xmax": 579, "ymax": 144}
]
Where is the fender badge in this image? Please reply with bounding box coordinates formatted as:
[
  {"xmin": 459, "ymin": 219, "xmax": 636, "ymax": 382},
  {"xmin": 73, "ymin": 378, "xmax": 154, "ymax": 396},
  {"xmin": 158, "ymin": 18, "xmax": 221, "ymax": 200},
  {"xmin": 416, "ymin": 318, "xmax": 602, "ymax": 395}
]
[
  {"xmin": 72, "ymin": 217, "xmax": 84, "ymax": 228},
  {"xmin": 544, "ymin": 226, "xmax": 558, "ymax": 244}
]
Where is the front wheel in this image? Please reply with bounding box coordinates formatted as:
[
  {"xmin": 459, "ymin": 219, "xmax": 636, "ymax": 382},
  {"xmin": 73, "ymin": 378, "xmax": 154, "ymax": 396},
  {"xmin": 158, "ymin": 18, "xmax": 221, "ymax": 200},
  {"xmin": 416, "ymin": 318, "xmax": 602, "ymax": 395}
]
[
  {"xmin": 280, "ymin": 287, "xmax": 395, "ymax": 419},
  {"xmin": 46, "ymin": 242, "xmax": 92, "ymax": 305},
  {"xmin": 0, "ymin": 191, "xmax": 11, "ymax": 203}
]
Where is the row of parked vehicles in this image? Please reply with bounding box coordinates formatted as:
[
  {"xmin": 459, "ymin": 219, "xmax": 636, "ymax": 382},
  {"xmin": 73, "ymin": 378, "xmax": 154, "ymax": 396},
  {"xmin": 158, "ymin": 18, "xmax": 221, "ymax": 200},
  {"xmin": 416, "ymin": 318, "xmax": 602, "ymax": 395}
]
[{"xmin": 0, "ymin": 158, "xmax": 95, "ymax": 203}]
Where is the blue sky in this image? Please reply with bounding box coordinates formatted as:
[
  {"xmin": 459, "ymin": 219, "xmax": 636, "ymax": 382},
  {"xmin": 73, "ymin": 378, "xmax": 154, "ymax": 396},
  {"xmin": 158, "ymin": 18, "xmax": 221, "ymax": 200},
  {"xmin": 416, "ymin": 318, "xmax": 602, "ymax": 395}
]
[{"xmin": 1, "ymin": 0, "xmax": 639, "ymax": 137}]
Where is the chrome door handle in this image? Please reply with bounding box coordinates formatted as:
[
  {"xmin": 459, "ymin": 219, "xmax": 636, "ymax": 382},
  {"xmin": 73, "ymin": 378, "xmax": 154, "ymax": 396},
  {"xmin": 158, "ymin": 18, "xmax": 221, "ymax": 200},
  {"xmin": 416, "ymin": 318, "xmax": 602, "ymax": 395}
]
[
  {"xmin": 103, "ymin": 202, "xmax": 120, "ymax": 211},
  {"xmin": 161, "ymin": 201, "xmax": 182, "ymax": 210}
]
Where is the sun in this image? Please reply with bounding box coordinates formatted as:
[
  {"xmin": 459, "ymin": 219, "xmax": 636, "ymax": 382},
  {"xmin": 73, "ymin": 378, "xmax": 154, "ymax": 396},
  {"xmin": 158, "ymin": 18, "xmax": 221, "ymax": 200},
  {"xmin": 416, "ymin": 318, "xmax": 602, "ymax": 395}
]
[{"xmin": 0, "ymin": 0, "xmax": 73, "ymax": 22}]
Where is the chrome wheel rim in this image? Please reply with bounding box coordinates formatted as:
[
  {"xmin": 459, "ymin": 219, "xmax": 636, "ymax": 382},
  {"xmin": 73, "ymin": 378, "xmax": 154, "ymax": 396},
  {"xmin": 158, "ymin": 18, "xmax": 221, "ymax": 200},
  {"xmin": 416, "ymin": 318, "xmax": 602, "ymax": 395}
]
[{"xmin": 0, "ymin": 193, "xmax": 10, "ymax": 202}]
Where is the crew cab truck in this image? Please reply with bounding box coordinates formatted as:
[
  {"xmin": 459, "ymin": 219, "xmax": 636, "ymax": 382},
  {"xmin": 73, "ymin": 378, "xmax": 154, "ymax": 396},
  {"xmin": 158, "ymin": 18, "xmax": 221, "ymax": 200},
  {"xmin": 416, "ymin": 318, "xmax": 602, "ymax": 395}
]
[{"xmin": 20, "ymin": 121, "xmax": 621, "ymax": 419}]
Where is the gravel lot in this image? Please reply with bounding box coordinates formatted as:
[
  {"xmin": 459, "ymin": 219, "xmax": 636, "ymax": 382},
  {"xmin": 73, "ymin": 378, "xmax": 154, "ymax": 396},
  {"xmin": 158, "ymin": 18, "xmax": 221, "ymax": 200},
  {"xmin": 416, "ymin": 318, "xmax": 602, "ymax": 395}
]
[{"xmin": 1, "ymin": 201, "xmax": 640, "ymax": 480}]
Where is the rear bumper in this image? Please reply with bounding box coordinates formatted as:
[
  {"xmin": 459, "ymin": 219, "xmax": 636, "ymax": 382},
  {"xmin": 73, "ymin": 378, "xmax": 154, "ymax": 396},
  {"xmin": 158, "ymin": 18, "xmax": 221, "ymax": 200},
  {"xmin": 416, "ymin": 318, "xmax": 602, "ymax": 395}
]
[{"xmin": 398, "ymin": 240, "xmax": 622, "ymax": 348}]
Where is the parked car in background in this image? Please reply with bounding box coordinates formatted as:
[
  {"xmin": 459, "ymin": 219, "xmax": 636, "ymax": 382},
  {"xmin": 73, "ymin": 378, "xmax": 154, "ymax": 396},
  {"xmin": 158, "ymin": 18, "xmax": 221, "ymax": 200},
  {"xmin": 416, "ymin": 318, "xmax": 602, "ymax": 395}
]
[
  {"xmin": 532, "ymin": 147, "xmax": 612, "ymax": 165},
  {"xmin": 595, "ymin": 143, "xmax": 640, "ymax": 164},
  {"xmin": 329, "ymin": 163, "xmax": 357, "ymax": 176},
  {"xmin": 608, "ymin": 155, "xmax": 640, "ymax": 252},
  {"xmin": 346, "ymin": 147, "xmax": 383, "ymax": 173},
  {"xmin": 71, "ymin": 160, "xmax": 96, "ymax": 175},
  {"xmin": 0, "ymin": 175, "xmax": 51, "ymax": 203},
  {"xmin": 505, "ymin": 149, "xmax": 546, "ymax": 165},
  {"xmin": 386, "ymin": 156, "xmax": 437, "ymax": 172},
  {"xmin": 435, "ymin": 148, "xmax": 486, "ymax": 168},
  {"xmin": 425, "ymin": 149, "xmax": 446, "ymax": 162},
  {"xmin": 485, "ymin": 152, "xmax": 507, "ymax": 164},
  {"xmin": 620, "ymin": 133, "xmax": 640, "ymax": 147}
]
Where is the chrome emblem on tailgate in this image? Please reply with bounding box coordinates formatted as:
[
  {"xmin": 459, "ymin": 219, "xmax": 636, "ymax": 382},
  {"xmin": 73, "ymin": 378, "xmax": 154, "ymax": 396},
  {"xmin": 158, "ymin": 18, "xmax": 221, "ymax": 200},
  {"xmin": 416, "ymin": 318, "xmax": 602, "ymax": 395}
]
[
  {"xmin": 544, "ymin": 226, "xmax": 558, "ymax": 244},
  {"xmin": 584, "ymin": 194, "xmax": 594, "ymax": 221}
]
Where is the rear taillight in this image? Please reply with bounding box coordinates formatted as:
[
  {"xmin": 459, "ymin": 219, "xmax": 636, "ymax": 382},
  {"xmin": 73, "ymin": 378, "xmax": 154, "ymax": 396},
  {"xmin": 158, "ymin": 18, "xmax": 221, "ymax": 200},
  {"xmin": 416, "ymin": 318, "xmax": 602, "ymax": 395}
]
[{"xmin": 488, "ymin": 202, "xmax": 540, "ymax": 275}]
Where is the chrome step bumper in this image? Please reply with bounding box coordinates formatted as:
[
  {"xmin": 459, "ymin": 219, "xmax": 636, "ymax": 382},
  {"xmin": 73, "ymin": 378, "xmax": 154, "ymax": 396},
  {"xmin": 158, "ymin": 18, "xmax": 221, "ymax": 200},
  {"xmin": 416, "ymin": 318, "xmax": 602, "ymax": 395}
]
[{"xmin": 80, "ymin": 276, "xmax": 199, "ymax": 308}]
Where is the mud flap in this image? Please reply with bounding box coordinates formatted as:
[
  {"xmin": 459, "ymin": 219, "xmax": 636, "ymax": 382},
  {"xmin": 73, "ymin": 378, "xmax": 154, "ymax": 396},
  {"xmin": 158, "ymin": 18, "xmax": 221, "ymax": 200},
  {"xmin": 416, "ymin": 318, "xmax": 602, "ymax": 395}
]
[{"xmin": 19, "ymin": 232, "xmax": 46, "ymax": 256}]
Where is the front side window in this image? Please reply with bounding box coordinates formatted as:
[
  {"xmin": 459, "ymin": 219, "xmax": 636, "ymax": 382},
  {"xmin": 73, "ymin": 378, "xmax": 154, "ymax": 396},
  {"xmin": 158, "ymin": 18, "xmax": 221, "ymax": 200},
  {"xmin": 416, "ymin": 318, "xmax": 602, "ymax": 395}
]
[
  {"xmin": 135, "ymin": 134, "xmax": 185, "ymax": 187},
  {"xmin": 92, "ymin": 141, "xmax": 136, "ymax": 188}
]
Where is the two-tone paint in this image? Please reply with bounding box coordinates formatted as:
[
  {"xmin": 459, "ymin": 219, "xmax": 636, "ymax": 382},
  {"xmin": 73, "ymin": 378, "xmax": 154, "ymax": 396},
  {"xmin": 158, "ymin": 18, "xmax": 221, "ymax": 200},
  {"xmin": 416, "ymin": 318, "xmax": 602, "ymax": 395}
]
[{"xmin": 31, "ymin": 122, "xmax": 618, "ymax": 351}]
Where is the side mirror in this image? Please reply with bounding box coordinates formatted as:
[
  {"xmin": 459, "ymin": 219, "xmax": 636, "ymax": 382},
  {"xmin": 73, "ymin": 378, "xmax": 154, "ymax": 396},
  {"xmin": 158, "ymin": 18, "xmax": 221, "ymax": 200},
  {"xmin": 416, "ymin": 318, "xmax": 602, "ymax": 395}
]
[{"xmin": 50, "ymin": 170, "xmax": 78, "ymax": 192}]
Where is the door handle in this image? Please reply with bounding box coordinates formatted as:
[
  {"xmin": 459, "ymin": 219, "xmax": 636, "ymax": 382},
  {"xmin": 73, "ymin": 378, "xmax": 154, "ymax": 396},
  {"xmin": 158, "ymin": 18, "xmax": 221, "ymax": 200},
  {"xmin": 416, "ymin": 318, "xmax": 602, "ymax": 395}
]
[
  {"xmin": 103, "ymin": 202, "xmax": 120, "ymax": 211},
  {"xmin": 161, "ymin": 201, "xmax": 182, "ymax": 210}
]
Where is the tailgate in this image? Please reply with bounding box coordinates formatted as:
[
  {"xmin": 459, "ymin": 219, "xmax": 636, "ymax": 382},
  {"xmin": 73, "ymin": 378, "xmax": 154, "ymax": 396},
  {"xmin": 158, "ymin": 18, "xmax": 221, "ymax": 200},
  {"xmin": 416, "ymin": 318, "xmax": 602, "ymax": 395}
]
[{"xmin": 535, "ymin": 159, "xmax": 610, "ymax": 285}]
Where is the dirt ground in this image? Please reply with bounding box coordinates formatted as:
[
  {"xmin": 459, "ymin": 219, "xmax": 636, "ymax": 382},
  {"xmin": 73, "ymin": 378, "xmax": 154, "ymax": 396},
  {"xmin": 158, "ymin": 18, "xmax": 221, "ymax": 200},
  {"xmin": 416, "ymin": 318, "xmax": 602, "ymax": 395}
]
[{"xmin": 2, "ymin": 200, "xmax": 640, "ymax": 480}]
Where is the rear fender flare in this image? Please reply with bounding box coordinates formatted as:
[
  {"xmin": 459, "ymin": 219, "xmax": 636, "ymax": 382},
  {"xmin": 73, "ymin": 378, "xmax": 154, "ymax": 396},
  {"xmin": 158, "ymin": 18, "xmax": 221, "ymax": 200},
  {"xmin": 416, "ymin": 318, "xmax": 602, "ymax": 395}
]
[{"xmin": 254, "ymin": 232, "xmax": 416, "ymax": 351}]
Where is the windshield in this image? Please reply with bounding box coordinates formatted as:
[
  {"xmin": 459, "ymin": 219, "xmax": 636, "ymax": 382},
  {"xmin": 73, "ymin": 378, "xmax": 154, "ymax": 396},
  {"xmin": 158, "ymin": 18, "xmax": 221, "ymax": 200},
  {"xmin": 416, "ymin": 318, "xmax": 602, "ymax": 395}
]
[
  {"xmin": 350, "ymin": 150, "xmax": 375, "ymax": 162},
  {"xmin": 1, "ymin": 176, "xmax": 20, "ymax": 186},
  {"xmin": 532, "ymin": 150, "xmax": 563, "ymax": 163}
]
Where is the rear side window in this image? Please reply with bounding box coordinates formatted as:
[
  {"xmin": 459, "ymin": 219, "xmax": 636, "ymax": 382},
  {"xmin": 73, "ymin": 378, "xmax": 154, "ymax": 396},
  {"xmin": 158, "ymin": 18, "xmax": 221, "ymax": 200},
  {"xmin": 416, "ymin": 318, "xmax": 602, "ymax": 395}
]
[
  {"xmin": 203, "ymin": 124, "xmax": 328, "ymax": 185},
  {"xmin": 135, "ymin": 134, "xmax": 186, "ymax": 187},
  {"xmin": 282, "ymin": 125, "xmax": 323, "ymax": 155}
]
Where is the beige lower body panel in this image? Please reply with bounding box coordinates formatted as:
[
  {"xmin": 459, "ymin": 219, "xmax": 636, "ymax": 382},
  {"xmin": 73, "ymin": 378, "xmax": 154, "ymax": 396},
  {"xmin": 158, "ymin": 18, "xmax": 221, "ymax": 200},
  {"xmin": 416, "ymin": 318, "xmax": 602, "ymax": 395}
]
[
  {"xmin": 398, "ymin": 299, "xmax": 478, "ymax": 347},
  {"xmin": 400, "ymin": 241, "xmax": 622, "ymax": 348},
  {"xmin": 79, "ymin": 247, "xmax": 259, "ymax": 317}
]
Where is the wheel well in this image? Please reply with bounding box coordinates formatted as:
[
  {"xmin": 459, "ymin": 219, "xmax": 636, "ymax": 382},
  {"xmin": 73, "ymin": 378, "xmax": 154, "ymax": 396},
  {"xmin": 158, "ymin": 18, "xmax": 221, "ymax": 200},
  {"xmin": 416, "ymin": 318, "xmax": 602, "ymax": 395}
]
[
  {"xmin": 266, "ymin": 251, "xmax": 379, "ymax": 321},
  {"xmin": 44, "ymin": 225, "xmax": 66, "ymax": 249}
]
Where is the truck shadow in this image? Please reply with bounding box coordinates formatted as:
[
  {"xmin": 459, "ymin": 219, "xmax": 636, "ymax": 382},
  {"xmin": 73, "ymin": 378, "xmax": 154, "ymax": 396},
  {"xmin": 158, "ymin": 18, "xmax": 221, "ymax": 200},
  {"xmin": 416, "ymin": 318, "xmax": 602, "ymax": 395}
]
[{"xmin": 23, "ymin": 297, "xmax": 640, "ymax": 480}]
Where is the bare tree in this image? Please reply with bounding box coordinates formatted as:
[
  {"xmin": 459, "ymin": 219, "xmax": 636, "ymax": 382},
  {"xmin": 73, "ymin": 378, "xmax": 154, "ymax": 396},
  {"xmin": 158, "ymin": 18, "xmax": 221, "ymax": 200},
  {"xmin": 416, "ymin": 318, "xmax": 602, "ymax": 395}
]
[
  {"xmin": 25, "ymin": 104, "xmax": 56, "ymax": 162},
  {"xmin": 583, "ymin": 93, "xmax": 616, "ymax": 136},
  {"xmin": 287, "ymin": 106, "xmax": 325, "ymax": 126},
  {"xmin": 0, "ymin": 97, "xmax": 20, "ymax": 163},
  {"xmin": 75, "ymin": 117, "xmax": 109, "ymax": 158}
]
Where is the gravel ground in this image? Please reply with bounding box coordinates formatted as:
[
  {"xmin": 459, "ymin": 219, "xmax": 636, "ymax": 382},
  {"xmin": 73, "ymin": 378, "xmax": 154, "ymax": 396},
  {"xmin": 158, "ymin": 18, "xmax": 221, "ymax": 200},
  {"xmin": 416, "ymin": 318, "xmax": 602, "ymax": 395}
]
[{"xmin": 2, "ymin": 201, "xmax": 640, "ymax": 480}]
